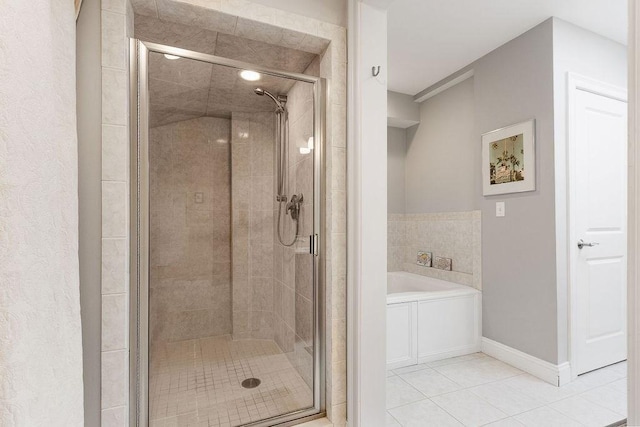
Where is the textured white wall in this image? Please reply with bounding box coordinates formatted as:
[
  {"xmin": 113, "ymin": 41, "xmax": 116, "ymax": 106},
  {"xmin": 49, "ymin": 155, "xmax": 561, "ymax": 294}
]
[{"xmin": 0, "ymin": 0, "xmax": 85, "ymax": 425}]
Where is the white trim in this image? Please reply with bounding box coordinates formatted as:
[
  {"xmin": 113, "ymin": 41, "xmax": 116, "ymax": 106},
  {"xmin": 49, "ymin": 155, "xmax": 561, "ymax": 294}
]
[
  {"xmin": 568, "ymin": 72, "xmax": 627, "ymax": 103},
  {"xmin": 414, "ymin": 70, "xmax": 474, "ymax": 103},
  {"xmin": 387, "ymin": 117, "xmax": 420, "ymax": 129},
  {"xmin": 418, "ymin": 344, "xmax": 482, "ymax": 364},
  {"xmin": 628, "ymin": 1, "xmax": 640, "ymax": 423},
  {"xmin": 362, "ymin": 0, "xmax": 395, "ymax": 8},
  {"xmin": 346, "ymin": 1, "xmax": 360, "ymax": 424},
  {"xmin": 482, "ymin": 337, "xmax": 571, "ymax": 386},
  {"xmin": 566, "ymin": 72, "xmax": 628, "ymax": 381},
  {"xmin": 347, "ymin": 1, "xmax": 390, "ymax": 426}
]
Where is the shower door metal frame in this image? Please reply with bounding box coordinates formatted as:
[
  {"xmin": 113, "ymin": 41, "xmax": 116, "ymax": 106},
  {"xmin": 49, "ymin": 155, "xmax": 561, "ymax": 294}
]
[{"xmin": 130, "ymin": 39, "xmax": 326, "ymax": 427}]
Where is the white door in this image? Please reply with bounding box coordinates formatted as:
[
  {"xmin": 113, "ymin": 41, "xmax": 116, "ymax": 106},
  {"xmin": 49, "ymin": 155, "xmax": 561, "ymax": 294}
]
[{"xmin": 572, "ymin": 83, "xmax": 627, "ymax": 375}]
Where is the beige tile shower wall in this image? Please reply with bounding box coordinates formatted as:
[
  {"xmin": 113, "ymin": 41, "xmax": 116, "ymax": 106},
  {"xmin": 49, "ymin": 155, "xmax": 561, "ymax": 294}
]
[
  {"xmin": 321, "ymin": 36, "xmax": 347, "ymax": 427},
  {"xmin": 101, "ymin": 0, "xmax": 133, "ymax": 425},
  {"xmin": 231, "ymin": 112, "xmax": 276, "ymax": 340},
  {"xmin": 387, "ymin": 211, "xmax": 482, "ymax": 289},
  {"xmin": 148, "ymin": 117, "xmax": 232, "ymax": 345},
  {"xmin": 271, "ymin": 57, "xmax": 320, "ymax": 388}
]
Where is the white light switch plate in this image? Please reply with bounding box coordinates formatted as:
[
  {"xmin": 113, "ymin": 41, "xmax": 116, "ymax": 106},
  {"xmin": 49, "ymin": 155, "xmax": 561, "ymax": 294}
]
[{"xmin": 496, "ymin": 201, "xmax": 505, "ymax": 217}]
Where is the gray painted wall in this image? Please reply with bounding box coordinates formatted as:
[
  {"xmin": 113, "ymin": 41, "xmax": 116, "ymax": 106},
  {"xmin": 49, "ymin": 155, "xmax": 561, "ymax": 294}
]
[
  {"xmin": 387, "ymin": 127, "xmax": 407, "ymax": 213},
  {"xmin": 475, "ymin": 19, "xmax": 558, "ymax": 364},
  {"xmin": 405, "ymin": 77, "xmax": 476, "ymax": 214},
  {"xmin": 552, "ymin": 18, "xmax": 627, "ymax": 363},
  {"xmin": 76, "ymin": 0, "xmax": 102, "ymax": 424},
  {"xmin": 385, "ymin": 17, "xmax": 626, "ymax": 366}
]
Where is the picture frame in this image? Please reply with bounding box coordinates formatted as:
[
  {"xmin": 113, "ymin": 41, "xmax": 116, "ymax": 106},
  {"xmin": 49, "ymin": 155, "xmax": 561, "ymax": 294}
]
[{"xmin": 482, "ymin": 119, "xmax": 536, "ymax": 196}]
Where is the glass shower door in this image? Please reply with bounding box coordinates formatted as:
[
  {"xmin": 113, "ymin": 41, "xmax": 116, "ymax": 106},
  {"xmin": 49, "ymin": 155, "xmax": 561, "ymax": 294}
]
[{"xmin": 132, "ymin": 40, "xmax": 324, "ymax": 427}]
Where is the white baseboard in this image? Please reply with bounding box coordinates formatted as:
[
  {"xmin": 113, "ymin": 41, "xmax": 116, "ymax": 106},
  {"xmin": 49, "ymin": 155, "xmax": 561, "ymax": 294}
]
[
  {"xmin": 418, "ymin": 343, "xmax": 482, "ymax": 364},
  {"xmin": 482, "ymin": 337, "xmax": 571, "ymax": 386}
]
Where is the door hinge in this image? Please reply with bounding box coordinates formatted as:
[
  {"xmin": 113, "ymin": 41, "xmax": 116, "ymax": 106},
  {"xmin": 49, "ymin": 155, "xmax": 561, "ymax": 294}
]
[{"xmin": 309, "ymin": 234, "xmax": 318, "ymax": 256}]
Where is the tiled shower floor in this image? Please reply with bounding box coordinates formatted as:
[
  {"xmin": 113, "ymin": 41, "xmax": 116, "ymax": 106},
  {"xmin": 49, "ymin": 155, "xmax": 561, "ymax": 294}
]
[{"xmin": 149, "ymin": 336, "xmax": 313, "ymax": 427}]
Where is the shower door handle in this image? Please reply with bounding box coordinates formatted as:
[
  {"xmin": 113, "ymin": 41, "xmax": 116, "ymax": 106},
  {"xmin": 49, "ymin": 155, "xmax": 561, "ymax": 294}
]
[{"xmin": 309, "ymin": 234, "xmax": 318, "ymax": 256}]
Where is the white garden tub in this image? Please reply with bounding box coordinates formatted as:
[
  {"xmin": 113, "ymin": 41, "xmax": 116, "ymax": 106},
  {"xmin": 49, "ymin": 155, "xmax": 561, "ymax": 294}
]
[{"xmin": 387, "ymin": 271, "xmax": 481, "ymax": 370}]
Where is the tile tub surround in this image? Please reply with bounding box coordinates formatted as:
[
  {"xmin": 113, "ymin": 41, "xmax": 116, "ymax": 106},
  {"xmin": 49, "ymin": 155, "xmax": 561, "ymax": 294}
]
[
  {"xmin": 100, "ymin": 1, "xmax": 347, "ymax": 424},
  {"xmin": 149, "ymin": 117, "xmax": 232, "ymax": 344},
  {"xmin": 386, "ymin": 353, "xmax": 627, "ymax": 427},
  {"xmin": 388, "ymin": 211, "xmax": 482, "ymax": 290}
]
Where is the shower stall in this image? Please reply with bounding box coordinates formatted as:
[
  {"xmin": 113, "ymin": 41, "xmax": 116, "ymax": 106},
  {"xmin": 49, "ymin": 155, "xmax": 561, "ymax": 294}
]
[{"xmin": 130, "ymin": 40, "xmax": 325, "ymax": 427}]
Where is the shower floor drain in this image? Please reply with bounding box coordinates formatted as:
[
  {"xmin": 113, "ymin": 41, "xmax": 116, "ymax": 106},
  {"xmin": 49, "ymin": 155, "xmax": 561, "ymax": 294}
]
[{"xmin": 241, "ymin": 378, "xmax": 261, "ymax": 389}]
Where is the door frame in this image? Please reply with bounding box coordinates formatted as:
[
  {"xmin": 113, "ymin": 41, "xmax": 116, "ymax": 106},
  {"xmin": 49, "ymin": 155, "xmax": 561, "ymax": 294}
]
[
  {"xmin": 567, "ymin": 72, "xmax": 628, "ymax": 381},
  {"xmin": 129, "ymin": 39, "xmax": 327, "ymax": 427},
  {"xmin": 628, "ymin": 1, "xmax": 640, "ymax": 423}
]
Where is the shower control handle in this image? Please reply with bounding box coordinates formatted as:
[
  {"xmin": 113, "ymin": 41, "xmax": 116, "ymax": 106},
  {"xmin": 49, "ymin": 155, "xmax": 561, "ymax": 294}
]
[{"xmin": 286, "ymin": 193, "xmax": 303, "ymax": 220}]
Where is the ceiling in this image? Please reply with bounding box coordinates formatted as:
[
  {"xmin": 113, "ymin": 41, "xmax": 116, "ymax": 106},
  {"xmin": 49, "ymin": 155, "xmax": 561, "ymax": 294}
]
[
  {"xmin": 387, "ymin": 0, "xmax": 627, "ymax": 95},
  {"xmin": 148, "ymin": 51, "xmax": 306, "ymax": 127},
  {"xmin": 135, "ymin": 14, "xmax": 318, "ymax": 127}
]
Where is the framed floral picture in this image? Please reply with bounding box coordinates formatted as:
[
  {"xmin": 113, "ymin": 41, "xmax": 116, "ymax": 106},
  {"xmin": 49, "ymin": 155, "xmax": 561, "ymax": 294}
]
[{"xmin": 482, "ymin": 119, "xmax": 536, "ymax": 196}]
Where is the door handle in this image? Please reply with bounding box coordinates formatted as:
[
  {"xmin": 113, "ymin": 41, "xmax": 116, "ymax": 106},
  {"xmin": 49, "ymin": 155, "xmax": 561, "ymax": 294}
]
[{"xmin": 578, "ymin": 239, "xmax": 599, "ymax": 249}]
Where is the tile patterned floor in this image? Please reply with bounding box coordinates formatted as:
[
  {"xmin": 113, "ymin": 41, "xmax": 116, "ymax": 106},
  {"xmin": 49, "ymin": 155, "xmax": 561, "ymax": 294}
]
[
  {"xmin": 386, "ymin": 353, "xmax": 627, "ymax": 427},
  {"xmin": 149, "ymin": 335, "xmax": 313, "ymax": 427}
]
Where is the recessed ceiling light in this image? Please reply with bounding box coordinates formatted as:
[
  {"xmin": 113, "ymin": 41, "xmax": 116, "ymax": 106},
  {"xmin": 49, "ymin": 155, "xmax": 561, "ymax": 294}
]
[
  {"xmin": 240, "ymin": 70, "xmax": 261, "ymax": 81},
  {"xmin": 164, "ymin": 54, "xmax": 180, "ymax": 60}
]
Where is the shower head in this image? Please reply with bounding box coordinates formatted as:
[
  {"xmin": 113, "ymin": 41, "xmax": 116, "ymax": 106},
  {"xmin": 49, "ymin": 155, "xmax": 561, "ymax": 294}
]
[{"xmin": 254, "ymin": 87, "xmax": 287, "ymax": 112}]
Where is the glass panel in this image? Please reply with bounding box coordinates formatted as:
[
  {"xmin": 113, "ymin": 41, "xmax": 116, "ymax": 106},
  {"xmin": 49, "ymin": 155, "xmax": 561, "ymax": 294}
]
[{"xmin": 146, "ymin": 51, "xmax": 316, "ymax": 426}]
